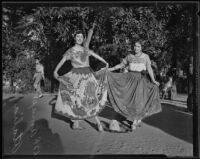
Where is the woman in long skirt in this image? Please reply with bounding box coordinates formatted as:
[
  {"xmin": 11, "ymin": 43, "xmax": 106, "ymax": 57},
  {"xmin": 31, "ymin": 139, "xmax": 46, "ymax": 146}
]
[
  {"xmin": 53, "ymin": 27, "xmax": 108, "ymax": 131},
  {"xmin": 108, "ymin": 41, "xmax": 162, "ymax": 130}
]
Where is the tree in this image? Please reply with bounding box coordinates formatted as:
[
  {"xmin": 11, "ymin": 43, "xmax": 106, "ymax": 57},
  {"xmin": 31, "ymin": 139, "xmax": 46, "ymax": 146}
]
[{"xmin": 2, "ymin": 4, "xmax": 196, "ymax": 93}]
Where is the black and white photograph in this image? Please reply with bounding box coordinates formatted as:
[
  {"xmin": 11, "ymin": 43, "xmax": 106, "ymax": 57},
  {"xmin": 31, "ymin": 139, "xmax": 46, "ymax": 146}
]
[{"xmin": 2, "ymin": 1, "xmax": 200, "ymax": 158}]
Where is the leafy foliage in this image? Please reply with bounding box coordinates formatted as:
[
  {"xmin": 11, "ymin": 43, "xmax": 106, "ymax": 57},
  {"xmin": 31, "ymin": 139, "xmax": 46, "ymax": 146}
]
[{"xmin": 2, "ymin": 3, "xmax": 197, "ymax": 93}]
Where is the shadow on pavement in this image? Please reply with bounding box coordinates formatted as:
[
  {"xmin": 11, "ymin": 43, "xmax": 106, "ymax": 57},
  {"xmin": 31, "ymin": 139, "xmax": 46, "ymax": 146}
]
[
  {"xmin": 3, "ymin": 96, "xmax": 24, "ymax": 114},
  {"xmin": 32, "ymin": 119, "xmax": 64, "ymax": 154},
  {"xmin": 84, "ymin": 119, "xmax": 99, "ymax": 131},
  {"xmin": 3, "ymin": 95, "xmax": 64, "ymax": 155},
  {"xmin": 8, "ymin": 118, "xmax": 64, "ymax": 155},
  {"xmin": 99, "ymin": 104, "xmax": 131, "ymax": 131},
  {"xmin": 48, "ymin": 95, "xmax": 192, "ymax": 143},
  {"xmin": 143, "ymin": 103, "xmax": 193, "ymax": 144},
  {"xmin": 3, "ymin": 96, "xmax": 15, "ymax": 105},
  {"xmin": 3, "ymin": 96, "xmax": 26, "ymax": 154},
  {"xmin": 84, "ymin": 108, "xmax": 131, "ymax": 133},
  {"xmin": 99, "ymin": 105, "xmax": 126, "ymax": 122},
  {"xmin": 99, "ymin": 102, "xmax": 192, "ymax": 142},
  {"xmin": 49, "ymin": 95, "xmax": 73, "ymax": 128}
]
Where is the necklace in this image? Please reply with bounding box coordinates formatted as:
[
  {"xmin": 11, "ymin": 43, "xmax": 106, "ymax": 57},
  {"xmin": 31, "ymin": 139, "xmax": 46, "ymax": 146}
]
[{"xmin": 135, "ymin": 52, "xmax": 143, "ymax": 57}]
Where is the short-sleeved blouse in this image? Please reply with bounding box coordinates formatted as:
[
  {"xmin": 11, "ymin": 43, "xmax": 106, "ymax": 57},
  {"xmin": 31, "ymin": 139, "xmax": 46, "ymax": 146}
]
[
  {"xmin": 120, "ymin": 53, "xmax": 151, "ymax": 72},
  {"xmin": 36, "ymin": 64, "xmax": 44, "ymax": 73},
  {"xmin": 63, "ymin": 48, "xmax": 91, "ymax": 68}
]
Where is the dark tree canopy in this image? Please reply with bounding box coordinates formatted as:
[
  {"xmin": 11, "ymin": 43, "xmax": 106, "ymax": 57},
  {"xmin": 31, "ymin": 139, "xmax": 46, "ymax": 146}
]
[{"xmin": 2, "ymin": 3, "xmax": 197, "ymax": 92}]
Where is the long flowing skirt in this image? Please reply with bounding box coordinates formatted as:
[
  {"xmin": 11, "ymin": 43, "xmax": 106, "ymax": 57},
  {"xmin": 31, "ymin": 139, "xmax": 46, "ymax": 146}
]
[
  {"xmin": 107, "ymin": 71, "xmax": 162, "ymax": 121},
  {"xmin": 54, "ymin": 67, "xmax": 108, "ymax": 120}
]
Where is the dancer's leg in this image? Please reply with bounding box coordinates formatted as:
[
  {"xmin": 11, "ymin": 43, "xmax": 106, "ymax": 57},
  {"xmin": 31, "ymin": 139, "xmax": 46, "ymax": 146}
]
[
  {"xmin": 131, "ymin": 120, "xmax": 137, "ymax": 130},
  {"xmin": 34, "ymin": 82, "xmax": 39, "ymax": 98},
  {"xmin": 95, "ymin": 116, "xmax": 103, "ymax": 131},
  {"xmin": 72, "ymin": 120, "xmax": 83, "ymax": 129},
  {"xmin": 37, "ymin": 80, "xmax": 43, "ymax": 98}
]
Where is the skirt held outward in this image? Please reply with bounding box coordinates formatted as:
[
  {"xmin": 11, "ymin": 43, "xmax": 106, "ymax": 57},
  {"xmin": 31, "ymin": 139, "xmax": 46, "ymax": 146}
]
[
  {"xmin": 107, "ymin": 71, "xmax": 162, "ymax": 121},
  {"xmin": 55, "ymin": 67, "xmax": 108, "ymax": 120}
]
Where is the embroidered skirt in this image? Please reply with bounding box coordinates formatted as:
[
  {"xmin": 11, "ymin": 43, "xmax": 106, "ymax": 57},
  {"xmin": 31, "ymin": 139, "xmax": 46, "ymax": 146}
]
[{"xmin": 55, "ymin": 67, "xmax": 108, "ymax": 120}]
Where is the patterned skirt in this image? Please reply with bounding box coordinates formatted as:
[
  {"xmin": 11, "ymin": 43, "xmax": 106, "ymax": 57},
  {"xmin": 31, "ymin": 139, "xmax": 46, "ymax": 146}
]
[
  {"xmin": 55, "ymin": 67, "xmax": 108, "ymax": 120},
  {"xmin": 107, "ymin": 70, "xmax": 162, "ymax": 121}
]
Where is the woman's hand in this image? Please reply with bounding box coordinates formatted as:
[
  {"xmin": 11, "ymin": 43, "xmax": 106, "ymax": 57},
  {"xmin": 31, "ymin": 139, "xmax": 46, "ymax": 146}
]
[
  {"xmin": 106, "ymin": 62, "xmax": 109, "ymax": 68},
  {"xmin": 92, "ymin": 22, "xmax": 96, "ymax": 30},
  {"xmin": 54, "ymin": 72, "xmax": 59, "ymax": 80},
  {"xmin": 153, "ymin": 80, "xmax": 160, "ymax": 86}
]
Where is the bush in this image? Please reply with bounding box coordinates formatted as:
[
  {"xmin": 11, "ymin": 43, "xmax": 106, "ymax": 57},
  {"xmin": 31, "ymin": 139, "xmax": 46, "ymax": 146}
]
[{"xmin": 4, "ymin": 56, "xmax": 36, "ymax": 94}]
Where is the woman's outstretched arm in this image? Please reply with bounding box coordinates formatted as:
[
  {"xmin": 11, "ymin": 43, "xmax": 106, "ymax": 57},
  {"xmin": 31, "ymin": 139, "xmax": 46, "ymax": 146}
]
[
  {"xmin": 89, "ymin": 50, "xmax": 109, "ymax": 68},
  {"xmin": 108, "ymin": 56, "xmax": 128, "ymax": 72},
  {"xmin": 108, "ymin": 64, "xmax": 124, "ymax": 72}
]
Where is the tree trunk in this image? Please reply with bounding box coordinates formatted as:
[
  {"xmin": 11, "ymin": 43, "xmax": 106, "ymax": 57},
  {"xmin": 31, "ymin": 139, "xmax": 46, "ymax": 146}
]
[
  {"xmin": 10, "ymin": 76, "xmax": 14, "ymax": 93},
  {"xmin": 47, "ymin": 36, "xmax": 55, "ymax": 93},
  {"xmin": 50, "ymin": 62, "xmax": 55, "ymax": 93}
]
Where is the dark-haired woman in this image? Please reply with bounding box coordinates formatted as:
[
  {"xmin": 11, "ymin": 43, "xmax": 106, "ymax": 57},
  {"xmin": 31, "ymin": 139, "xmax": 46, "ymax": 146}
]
[
  {"xmin": 53, "ymin": 25, "xmax": 108, "ymax": 131},
  {"xmin": 108, "ymin": 41, "xmax": 162, "ymax": 130}
]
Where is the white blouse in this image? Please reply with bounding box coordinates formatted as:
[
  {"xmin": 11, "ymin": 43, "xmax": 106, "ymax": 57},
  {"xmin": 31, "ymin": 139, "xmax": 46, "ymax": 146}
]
[
  {"xmin": 120, "ymin": 53, "xmax": 151, "ymax": 72},
  {"xmin": 129, "ymin": 63, "xmax": 146, "ymax": 72}
]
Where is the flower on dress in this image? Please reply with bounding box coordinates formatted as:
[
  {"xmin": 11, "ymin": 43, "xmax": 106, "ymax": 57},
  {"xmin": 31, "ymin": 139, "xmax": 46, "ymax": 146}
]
[{"xmin": 84, "ymin": 81, "xmax": 98, "ymax": 108}]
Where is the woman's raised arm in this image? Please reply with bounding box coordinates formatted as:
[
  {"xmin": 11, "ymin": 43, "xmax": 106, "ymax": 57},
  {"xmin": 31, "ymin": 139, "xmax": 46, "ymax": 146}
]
[{"xmin": 84, "ymin": 22, "xmax": 96, "ymax": 49}]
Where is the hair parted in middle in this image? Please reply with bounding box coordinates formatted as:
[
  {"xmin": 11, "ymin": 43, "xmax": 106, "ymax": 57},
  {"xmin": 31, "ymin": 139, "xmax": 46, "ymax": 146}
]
[
  {"xmin": 73, "ymin": 30, "xmax": 86, "ymax": 39},
  {"xmin": 134, "ymin": 39, "xmax": 145, "ymax": 46}
]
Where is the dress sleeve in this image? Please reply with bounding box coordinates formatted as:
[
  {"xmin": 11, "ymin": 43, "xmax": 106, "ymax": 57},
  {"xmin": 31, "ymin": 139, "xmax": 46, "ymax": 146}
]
[{"xmin": 63, "ymin": 48, "xmax": 71, "ymax": 60}]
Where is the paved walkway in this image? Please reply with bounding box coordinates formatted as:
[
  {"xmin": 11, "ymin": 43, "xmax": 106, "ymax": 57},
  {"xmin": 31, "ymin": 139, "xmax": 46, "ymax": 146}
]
[{"xmin": 3, "ymin": 93, "xmax": 192, "ymax": 157}]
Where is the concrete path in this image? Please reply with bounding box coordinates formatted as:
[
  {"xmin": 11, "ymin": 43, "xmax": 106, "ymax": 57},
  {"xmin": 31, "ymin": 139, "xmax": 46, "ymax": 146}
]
[{"xmin": 3, "ymin": 93, "xmax": 193, "ymax": 157}]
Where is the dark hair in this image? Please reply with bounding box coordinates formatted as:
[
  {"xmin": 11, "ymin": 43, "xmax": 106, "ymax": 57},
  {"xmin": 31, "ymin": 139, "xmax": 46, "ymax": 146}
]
[
  {"xmin": 35, "ymin": 57, "xmax": 42, "ymax": 64},
  {"xmin": 134, "ymin": 40, "xmax": 144, "ymax": 46},
  {"xmin": 73, "ymin": 30, "xmax": 85, "ymax": 39}
]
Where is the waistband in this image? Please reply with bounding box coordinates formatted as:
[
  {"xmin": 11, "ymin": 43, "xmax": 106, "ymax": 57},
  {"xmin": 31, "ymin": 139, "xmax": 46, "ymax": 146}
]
[{"xmin": 71, "ymin": 67, "xmax": 94, "ymax": 75}]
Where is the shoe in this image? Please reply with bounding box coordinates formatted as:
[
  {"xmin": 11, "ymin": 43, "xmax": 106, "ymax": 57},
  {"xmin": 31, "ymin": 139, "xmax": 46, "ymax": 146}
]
[
  {"xmin": 136, "ymin": 120, "xmax": 142, "ymax": 127},
  {"xmin": 72, "ymin": 121, "xmax": 84, "ymax": 130},
  {"xmin": 33, "ymin": 96, "xmax": 39, "ymax": 99},
  {"xmin": 39, "ymin": 94, "xmax": 43, "ymax": 98},
  {"xmin": 109, "ymin": 120, "xmax": 120, "ymax": 132},
  {"xmin": 137, "ymin": 119, "xmax": 142, "ymax": 124},
  {"xmin": 97, "ymin": 124, "xmax": 103, "ymax": 132},
  {"xmin": 130, "ymin": 119, "xmax": 138, "ymax": 130},
  {"xmin": 131, "ymin": 124, "xmax": 136, "ymax": 130},
  {"xmin": 133, "ymin": 119, "xmax": 137, "ymax": 125}
]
